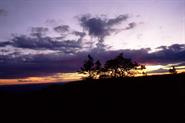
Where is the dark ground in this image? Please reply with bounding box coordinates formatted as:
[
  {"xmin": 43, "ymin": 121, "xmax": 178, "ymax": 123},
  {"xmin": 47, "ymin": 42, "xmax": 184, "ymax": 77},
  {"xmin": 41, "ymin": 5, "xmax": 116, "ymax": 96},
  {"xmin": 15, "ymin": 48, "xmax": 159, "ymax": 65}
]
[{"xmin": 0, "ymin": 74, "xmax": 185, "ymax": 120}]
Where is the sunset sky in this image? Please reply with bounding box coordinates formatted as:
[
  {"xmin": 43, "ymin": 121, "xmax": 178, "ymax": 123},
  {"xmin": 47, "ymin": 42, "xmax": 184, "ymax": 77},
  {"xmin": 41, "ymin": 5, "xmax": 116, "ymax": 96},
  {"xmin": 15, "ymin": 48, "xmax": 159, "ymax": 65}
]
[{"xmin": 0, "ymin": 0, "xmax": 185, "ymax": 85}]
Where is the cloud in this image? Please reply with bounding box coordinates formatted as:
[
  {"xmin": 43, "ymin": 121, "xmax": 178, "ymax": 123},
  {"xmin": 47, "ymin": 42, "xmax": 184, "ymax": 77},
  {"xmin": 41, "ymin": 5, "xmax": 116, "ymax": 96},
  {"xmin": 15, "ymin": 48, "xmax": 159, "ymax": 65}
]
[
  {"xmin": 79, "ymin": 15, "xmax": 108, "ymax": 38},
  {"xmin": 79, "ymin": 14, "xmax": 135, "ymax": 50},
  {"xmin": 89, "ymin": 43, "xmax": 185, "ymax": 65},
  {"xmin": 0, "ymin": 14, "xmax": 136, "ymax": 54},
  {"xmin": 79, "ymin": 14, "xmax": 129, "ymax": 38},
  {"xmin": 168, "ymin": 44, "xmax": 185, "ymax": 51},
  {"xmin": 0, "ymin": 33, "xmax": 82, "ymax": 54},
  {"xmin": 30, "ymin": 27, "xmax": 49, "ymax": 37},
  {"xmin": 53, "ymin": 25, "xmax": 70, "ymax": 34},
  {"xmin": 0, "ymin": 12, "xmax": 184, "ymax": 79},
  {"xmin": 144, "ymin": 44, "xmax": 185, "ymax": 64},
  {"xmin": 107, "ymin": 15, "xmax": 129, "ymax": 26},
  {"xmin": 72, "ymin": 31, "xmax": 86, "ymax": 37},
  {"xmin": 0, "ymin": 22, "xmax": 88, "ymax": 54},
  {"xmin": 0, "ymin": 43, "xmax": 185, "ymax": 79},
  {"xmin": 124, "ymin": 22, "xmax": 136, "ymax": 30},
  {"xmin": 0, "ymin": 53, "xmax": 85, "ymax": 79},
  {"xmin": 0, "ymin": 41, "xmax": 12, "ymax": 47},
  {"xmin": 0, "ymin": 9, "xmax": 7, "ymax": 16}
]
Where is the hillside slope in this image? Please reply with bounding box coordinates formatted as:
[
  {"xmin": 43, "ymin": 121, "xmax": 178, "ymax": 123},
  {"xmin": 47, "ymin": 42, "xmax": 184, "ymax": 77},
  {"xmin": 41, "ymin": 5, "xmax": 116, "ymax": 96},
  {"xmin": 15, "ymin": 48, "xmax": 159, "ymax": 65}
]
[{"xmin": 0, "ymin": 74, "xmax": 184, "ymax": 120}]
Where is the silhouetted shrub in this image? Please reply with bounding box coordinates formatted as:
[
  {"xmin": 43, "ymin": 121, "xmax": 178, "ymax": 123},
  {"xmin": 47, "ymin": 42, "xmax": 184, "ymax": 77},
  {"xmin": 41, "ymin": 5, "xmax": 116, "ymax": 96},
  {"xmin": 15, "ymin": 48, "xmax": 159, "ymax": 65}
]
[{"xmin": 79, "ymin": 53, "xmax": 146, "ymax": 79}]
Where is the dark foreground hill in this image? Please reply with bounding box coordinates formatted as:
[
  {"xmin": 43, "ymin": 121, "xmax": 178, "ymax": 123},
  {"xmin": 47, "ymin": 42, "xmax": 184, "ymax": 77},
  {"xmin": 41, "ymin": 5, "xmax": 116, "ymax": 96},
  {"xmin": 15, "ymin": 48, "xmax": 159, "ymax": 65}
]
[{"xmin": 0, "ymin": 74, "xmax": 185, "ymax": 120}]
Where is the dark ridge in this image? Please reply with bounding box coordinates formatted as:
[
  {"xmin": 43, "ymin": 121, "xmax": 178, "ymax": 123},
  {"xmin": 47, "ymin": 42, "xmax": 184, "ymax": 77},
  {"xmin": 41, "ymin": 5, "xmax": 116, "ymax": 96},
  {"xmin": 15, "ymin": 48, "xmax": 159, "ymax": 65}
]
[{"xmin": 0, "ymin": 74, "xmax": 184, "ymax": 120}]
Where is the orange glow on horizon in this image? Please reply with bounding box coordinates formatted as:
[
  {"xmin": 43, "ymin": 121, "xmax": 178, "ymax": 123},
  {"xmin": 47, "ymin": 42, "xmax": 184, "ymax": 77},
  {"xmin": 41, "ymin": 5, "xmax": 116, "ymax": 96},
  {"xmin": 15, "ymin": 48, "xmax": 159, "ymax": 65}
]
[
  {"xmin": 0, "ymin": 73, "xmax": 86, "ymax": 86},
  {"xmin": 0, "ymin": 65, "xmax": 185, "ymax": 86}
]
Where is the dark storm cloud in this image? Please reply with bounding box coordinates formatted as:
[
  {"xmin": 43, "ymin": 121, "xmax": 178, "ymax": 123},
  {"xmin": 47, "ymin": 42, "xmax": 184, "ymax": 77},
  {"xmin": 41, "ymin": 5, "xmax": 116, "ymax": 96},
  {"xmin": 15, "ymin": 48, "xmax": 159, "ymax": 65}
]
[
  {"xmin": 0, "ymin": 22, "xmax": 87, "ymax": 54},
  {"xmin": 156, "ymin": 44, "xmax": 185, "ymax": 51},
  {"xmin": 0, "ymin": 53, "xmax": 85, "ymax": 79},
  {"xmin": 0, "ymin": 11, "xmax": 184, "ymax": 79},
  {"xmin": 139, "ymin": 44, "xmax": 185, "ymax": 64},
  {"xmin": 1, "ymin": 43, "xmax": 185, "ymax": 79},
  {"xmin": 79, "ymin": 14, "xmax": 129, "ymax": 38},
  {"xmin": 0, "ymin": 62, "xmax": 58, "ymax": 79},
  {"xmin": 0, "ymin": 14, "xmax": 136, "ymax": 54},
  {"xmin": 0, "ymin": 41, "xmax": 12, "ymax": 47},
  {"xmin": 79, "ymin": 14, "xmax": 134, "ymax": 50},
  {"xmin": 168, "ymin": 44, "xmax": 185, "ymax": 51},
  {"xmin": 0, "ymin": 34, "xmax": 82, "ymax": 54},
  {"xmin": 79, "ymin": 15, "xmax": 108, "ymax": 37},
  {"xmin": 88, "ymin": 43, "xmax": 185, "ymax": 65}
]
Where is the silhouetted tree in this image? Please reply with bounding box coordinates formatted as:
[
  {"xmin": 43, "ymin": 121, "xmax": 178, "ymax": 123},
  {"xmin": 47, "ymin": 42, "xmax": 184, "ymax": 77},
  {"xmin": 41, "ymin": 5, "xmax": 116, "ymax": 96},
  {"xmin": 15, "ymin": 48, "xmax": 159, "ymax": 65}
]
[
  {"xmin": 79, "ymin": 53, "xmax": 144, "ymax": 79},
  {"xmin": 136, "ymin": 64, "xmax": 147, "ymax": 76},
  {"xmin": 80, "ymin": 55, "xmax": 94, "ymax": 79},
  {"xmin": 94, "ymin": 60, "xmax": 101, "ymax": 70},
  {"xmin": 169, "ymin": 66, "xmax": 177, "ymax": 74},
  {"xmin": 104, "ymin": 53, "xmax": 138, "ymax": 78},
  {"xmin": 80, "ymin": 55, "xmax": 102, "ymax": 79},
  {"xmin": 140, "ymin": 65, "xmax": 146, "ymax": 70}
]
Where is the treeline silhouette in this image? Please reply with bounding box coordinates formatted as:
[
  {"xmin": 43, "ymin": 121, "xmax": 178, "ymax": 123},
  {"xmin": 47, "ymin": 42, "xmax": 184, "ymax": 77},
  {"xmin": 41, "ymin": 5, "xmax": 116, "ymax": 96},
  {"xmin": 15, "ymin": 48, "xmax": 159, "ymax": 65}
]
[{"xmin": 79, "ymin": 53, "xmax": 146, "ymax": 79}]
